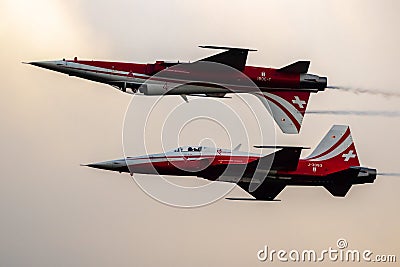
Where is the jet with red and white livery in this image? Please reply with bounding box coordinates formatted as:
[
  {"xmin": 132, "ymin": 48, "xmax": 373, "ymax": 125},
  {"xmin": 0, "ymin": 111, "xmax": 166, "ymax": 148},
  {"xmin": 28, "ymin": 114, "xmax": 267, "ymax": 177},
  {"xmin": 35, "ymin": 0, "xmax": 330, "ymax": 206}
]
[
  {"xmin": 84, "ymin": 125, "xmax": 377, "ymax": 200},
  {"xmin": 27, "ymin": 46, "xmax": 327, "ymax": 134}
]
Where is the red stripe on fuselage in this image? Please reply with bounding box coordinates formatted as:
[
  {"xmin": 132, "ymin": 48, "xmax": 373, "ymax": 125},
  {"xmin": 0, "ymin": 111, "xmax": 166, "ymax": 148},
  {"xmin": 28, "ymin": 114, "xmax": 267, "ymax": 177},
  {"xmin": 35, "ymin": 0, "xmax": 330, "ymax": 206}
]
[{"xmin": 67, "ymin": 60, "xmax": 303, "ymax": 91}]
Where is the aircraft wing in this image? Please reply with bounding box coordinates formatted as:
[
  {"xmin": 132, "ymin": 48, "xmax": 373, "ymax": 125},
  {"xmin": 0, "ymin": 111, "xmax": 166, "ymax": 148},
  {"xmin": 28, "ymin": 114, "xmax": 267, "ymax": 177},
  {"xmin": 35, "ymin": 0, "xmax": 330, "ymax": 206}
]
[
  {"xmin": 197, "ymin": 46, "xmax": 256, "ymax": 71},
  {"xmin": 235, "ymin": 147, "xmax": 304, "ymax": 200},
  {"xmin": 251, "ymin": 146, "xmax": 307, "ymax": 171}
]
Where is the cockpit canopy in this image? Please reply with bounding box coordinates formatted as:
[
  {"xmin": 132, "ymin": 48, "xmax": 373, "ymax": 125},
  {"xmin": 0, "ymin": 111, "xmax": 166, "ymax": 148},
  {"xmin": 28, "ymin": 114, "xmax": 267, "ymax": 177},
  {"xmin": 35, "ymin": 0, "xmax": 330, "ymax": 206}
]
[{"xmin": 173, "ymin": 146, "xmax": 203, "ymax": 152}]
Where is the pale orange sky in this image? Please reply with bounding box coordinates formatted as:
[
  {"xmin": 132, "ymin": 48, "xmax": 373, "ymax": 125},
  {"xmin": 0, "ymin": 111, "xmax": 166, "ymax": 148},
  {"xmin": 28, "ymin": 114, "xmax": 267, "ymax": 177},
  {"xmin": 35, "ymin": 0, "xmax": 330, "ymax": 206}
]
[{"xmin": 1, "ymin": 0, "xmax": 399, "ymax": 266}]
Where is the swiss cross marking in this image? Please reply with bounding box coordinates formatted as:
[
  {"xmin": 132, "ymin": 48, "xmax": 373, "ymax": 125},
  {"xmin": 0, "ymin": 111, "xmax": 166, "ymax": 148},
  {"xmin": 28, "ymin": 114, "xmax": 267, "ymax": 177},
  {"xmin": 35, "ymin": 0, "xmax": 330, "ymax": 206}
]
[
  {"xmin": 292, "ymin": 96, "xmax": 306, "ymax": 109},
  {"xmin": 342, "ymin": 150, "xmax": 356, "ymax": 161}
]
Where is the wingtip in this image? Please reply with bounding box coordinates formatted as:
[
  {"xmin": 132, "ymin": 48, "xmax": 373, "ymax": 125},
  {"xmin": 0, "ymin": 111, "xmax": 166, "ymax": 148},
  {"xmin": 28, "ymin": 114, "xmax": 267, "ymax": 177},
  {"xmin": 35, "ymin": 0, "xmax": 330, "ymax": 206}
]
[
  {"xmin": 198, "ymin": 45, "xmax": 257, "ymax": 51},
  {"xmin": 253, "ymin": 145, "xmax": 311, "ymax": 149}
]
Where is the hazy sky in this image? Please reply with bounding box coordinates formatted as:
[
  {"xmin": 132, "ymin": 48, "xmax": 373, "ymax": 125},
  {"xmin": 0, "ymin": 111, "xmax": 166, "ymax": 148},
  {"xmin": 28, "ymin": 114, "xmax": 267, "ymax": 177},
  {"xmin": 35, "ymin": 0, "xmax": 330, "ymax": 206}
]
[{"xmin": 1, "ymin": 0, "xmax": 399, "ymax": 266}]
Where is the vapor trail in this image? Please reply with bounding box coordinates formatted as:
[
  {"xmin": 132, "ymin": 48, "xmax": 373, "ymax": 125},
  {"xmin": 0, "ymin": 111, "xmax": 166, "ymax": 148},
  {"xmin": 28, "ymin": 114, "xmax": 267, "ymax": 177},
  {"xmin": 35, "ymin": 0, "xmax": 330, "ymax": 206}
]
[
  {"xmin": 378, "ymin": 173, "xmax": 400, "ymax": 177},
  {"xmin": 327, "ymin": 86, "xmax": 400, "ymax": 97},
  {"xmin": 307, "ymin": 110, "xmax": 400, "ymax": 117}
]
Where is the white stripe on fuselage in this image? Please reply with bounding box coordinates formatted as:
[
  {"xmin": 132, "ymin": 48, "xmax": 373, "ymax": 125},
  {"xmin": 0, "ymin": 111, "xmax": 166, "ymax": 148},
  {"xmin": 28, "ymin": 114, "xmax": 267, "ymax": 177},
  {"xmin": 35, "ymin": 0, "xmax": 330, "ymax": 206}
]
[
  {"xmin": 123, "ymin": 151, "xmax": 260, "ymax": 166},
  {"xmin": 64, "ymin": 61, "xmax": 150, "ymax": 79}
]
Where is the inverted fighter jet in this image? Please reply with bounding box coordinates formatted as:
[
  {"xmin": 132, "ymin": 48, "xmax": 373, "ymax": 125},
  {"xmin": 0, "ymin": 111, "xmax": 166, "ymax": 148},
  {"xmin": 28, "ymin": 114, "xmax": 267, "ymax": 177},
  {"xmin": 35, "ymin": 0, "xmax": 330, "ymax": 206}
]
[{"xmin": 27, "ymin": 46, "xmax": 327, "ymax": 134}]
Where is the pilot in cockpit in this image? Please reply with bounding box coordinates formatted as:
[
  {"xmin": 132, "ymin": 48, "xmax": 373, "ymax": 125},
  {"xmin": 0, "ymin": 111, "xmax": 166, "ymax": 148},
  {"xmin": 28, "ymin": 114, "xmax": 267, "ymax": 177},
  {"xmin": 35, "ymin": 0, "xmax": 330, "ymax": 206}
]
[{"xmin": 174, "ymin": 146, "xmax": 203, "ymax": 152}]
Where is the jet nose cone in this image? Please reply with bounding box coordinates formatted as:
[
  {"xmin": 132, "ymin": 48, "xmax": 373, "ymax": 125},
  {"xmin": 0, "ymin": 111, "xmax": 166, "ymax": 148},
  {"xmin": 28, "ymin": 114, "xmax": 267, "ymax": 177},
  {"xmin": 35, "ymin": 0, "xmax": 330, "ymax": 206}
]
[
  {"xmin": 28, "ymin": 61, "xmax": 55, "ymax": 68},
  {"xmin": 26, "ymin": 60, "xmax": 66, "ymax": 71},
  {"xmin": 84, "ymin": 162, "xmax": 115, "ymax": 170},
  {"xmin": 28, "ymin": 61, "xmax": 42, "ymax": 67},
  {"xmin": 82, "ymin": 160, "xmax": 129, "ymax": 173},
  {"xmin": 83, "ymin": 163, "xmax": 107, "ymax": 170}
]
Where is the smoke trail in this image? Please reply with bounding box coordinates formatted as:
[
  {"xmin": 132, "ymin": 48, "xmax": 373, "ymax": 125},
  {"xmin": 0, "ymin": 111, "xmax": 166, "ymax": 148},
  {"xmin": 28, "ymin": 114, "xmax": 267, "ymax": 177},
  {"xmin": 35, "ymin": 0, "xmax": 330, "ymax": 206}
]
[
  {"xmin": 327, "ymin": 86, "xmax": 400, "ymax": 97},
  {"xmin": 307, "ymin": 110, "xmax": 400, "ymax": 117},
  {"xmin": 378, "ymin": 173, "xmax": 400, "ymax": 177}
]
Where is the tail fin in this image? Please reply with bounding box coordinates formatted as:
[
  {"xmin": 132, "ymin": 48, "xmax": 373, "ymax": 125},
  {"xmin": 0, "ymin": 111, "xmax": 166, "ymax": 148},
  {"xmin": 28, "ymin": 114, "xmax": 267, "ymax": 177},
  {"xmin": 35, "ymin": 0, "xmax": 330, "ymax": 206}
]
[
  {"xmin": 305, "ymin": 125, "xmax": 360, "ymax": 174},
  {"xmin": 254, "ymin": 91, "xmax": 311, "ymax": 134}
]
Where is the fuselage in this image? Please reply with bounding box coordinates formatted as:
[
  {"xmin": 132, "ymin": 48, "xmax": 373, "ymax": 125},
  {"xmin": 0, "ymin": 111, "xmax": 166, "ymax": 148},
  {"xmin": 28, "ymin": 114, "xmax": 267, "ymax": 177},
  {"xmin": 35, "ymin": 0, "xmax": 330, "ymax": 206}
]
[
  {"xmin": 88, "ymin": 146, "xmax": 260, "ymax": 177},
  {"xmin": 28, "ymin": 53, "xmax": 329, "ymax": 134},
  {"xmin": 86, "ymin": 146, "xmax": 376, "ymax": 187},
  {"xmin": 85, "ymin": 124, "xmax": 378, "ymax": 200},
  {"xmin": 29, "ymin": 58, "xmax": 327, "ymax": 95}
]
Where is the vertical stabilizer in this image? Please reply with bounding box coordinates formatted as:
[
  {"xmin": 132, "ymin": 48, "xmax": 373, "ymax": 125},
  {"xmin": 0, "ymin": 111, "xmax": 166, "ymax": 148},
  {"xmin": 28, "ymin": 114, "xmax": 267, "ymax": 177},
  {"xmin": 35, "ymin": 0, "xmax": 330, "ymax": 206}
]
[
  {"xmin": 254, "ymin": 91, "xmax": 311, "ymax": 134},
  {"xmin": 305, "ymin": 125, "xmax": 360, "ymax": 173}
]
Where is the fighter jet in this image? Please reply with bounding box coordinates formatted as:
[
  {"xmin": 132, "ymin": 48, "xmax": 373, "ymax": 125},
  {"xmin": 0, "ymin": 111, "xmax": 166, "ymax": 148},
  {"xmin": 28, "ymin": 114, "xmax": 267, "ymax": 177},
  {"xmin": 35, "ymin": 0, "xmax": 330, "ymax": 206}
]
[
  {"xmin": 27, "ymin": 46, "xmax": 327, "ymax": 134},
  {"xmin": 84, "ymin": 125, "xmax": 376, "ymax": 200}
]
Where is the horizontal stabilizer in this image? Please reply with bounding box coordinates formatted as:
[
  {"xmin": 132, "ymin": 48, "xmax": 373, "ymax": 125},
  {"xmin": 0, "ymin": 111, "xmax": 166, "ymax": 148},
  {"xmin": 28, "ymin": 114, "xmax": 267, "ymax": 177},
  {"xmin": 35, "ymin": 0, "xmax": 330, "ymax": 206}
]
[
  {"xmin": 324, "ymin": 183, "xmax": 352, "ymax": 197},
  {"xmin": 323, "ymin": 168, "xmax": 360, "ymax": 196},
  {"xmin": 278, "ymin": 61, "xmax": 310, "ymax": 74},
  {"xmin": 238, "ymin": 181, "xmax": 285, "ymax": 200}
]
